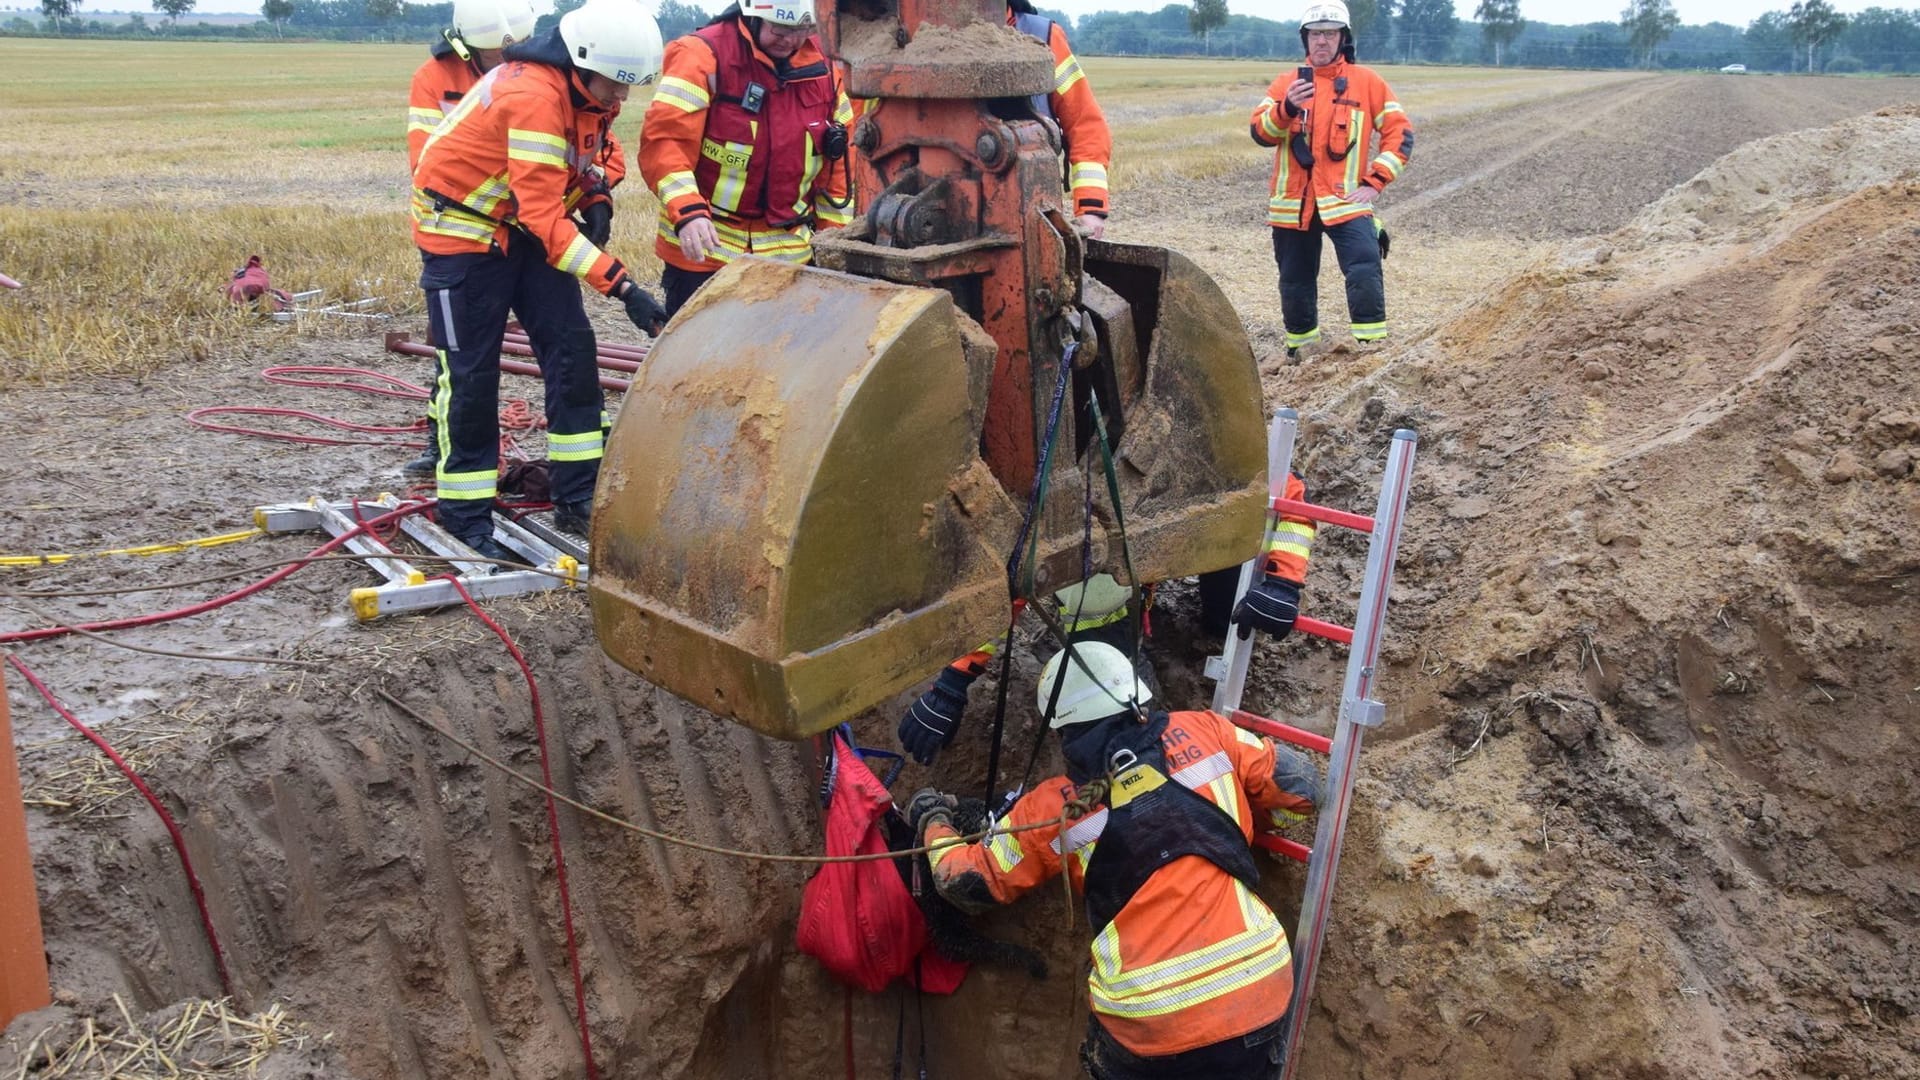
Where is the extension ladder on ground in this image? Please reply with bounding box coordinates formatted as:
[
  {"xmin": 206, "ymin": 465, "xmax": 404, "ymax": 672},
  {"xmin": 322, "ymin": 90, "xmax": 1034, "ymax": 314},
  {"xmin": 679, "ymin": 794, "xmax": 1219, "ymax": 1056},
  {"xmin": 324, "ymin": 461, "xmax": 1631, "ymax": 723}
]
[
  {"xmin": 1203, "ymin": 407, "xmax": 1417, "ymax": 1078},
  {"xmin": 254, "ymin": 494, "xmax": 588, "ymax": 620}
]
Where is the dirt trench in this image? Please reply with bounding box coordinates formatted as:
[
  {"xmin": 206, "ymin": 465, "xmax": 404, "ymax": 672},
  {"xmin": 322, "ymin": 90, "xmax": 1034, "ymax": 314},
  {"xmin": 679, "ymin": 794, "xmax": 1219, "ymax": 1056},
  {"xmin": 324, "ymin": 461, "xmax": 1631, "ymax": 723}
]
[{"xmin": 7, "ymin": 99, "xmax": 1920, "ymax": 1080}]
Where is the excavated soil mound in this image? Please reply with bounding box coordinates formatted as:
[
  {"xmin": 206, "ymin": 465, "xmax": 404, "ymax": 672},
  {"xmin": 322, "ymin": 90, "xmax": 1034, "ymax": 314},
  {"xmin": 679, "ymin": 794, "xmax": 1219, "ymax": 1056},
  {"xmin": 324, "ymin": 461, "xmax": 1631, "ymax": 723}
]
[{"xmin": 1255, "ymin": 106, "xmax": 1920, "ymax": 1078}]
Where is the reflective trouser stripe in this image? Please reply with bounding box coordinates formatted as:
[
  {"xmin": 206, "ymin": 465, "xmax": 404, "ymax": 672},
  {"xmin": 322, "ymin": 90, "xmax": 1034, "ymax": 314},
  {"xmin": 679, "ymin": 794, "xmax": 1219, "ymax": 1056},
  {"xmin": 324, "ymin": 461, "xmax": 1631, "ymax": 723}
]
[
  {"xmin": 1285, "ymin": 327, "xmax": 1320, "ymax": 348},
  {"xmin": 547, "ymin": 429, "xmax": 603, "ymax": 462},
  {"xmin": 1351, "ymin": 320, "xmax": 1389, "ymax": 341}
]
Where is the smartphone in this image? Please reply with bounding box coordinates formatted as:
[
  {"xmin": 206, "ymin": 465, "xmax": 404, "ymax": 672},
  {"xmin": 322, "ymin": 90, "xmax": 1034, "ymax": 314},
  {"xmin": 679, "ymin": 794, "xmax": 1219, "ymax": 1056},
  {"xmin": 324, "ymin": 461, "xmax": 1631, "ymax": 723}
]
[{"xmin": 1297, "ymin": 65, "xmax": 1314, "ymax": 95}]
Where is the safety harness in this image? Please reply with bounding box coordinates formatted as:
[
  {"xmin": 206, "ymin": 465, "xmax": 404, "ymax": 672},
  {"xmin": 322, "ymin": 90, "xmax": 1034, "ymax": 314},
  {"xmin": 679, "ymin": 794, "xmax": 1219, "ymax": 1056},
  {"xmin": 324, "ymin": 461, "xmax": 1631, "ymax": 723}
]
[{"xmin": 1063, "ymin": 712, "xmax": 1260, "ymax": 932}]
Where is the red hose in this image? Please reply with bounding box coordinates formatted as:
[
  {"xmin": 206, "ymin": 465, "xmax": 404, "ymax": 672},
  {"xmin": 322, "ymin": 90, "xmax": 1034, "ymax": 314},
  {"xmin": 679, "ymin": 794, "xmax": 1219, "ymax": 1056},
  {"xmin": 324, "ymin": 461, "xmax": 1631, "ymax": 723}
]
[
  {"xmin": 185, "ymin": 406, "xmax": 426, "ymax": 448},
  {"xmin": 0, "ymin": 503, "xmax": 429, "ymax": 645},
  {"xmin": 261, "ymin": 366, "xmax": 429, "ymax": 401},
  {"xmin": 4, "ymin": 654, "xmax": 233, "ymax": 998},
  {"xmin": 442, "ymin": 576, "xmax": 599, "ymax": 1080}
]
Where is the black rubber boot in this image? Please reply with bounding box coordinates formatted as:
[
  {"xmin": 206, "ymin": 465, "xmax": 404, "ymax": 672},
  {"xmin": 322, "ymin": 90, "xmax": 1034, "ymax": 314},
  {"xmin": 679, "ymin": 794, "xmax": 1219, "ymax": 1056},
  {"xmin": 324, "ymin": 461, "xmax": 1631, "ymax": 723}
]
[
  {"xmin": 553, "ymin": 499, "xmax": 592, "ymax": 535},
  {"xmin": 403, "ymin": 417, "xmax": 438, "ymax": 477},
  {"xmin": 465, "ymin": 535, "xmax": 527, "ymax": 568}
]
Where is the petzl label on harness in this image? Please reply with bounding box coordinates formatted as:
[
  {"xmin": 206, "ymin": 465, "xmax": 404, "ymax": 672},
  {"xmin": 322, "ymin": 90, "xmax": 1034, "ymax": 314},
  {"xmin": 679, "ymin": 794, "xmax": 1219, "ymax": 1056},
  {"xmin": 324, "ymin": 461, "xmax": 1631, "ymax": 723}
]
[{"xmin": 1108, "ymin": 762, "xmax": 1167, "ymax": 809}]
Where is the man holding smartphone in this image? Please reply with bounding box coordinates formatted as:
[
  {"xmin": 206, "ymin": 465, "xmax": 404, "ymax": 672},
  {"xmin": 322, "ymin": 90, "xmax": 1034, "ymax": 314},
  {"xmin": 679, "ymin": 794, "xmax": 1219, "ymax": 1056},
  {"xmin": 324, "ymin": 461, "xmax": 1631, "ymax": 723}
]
[{"xmin": 1250, "ymin": 0, "xmax": 1413, "ymax": 360}]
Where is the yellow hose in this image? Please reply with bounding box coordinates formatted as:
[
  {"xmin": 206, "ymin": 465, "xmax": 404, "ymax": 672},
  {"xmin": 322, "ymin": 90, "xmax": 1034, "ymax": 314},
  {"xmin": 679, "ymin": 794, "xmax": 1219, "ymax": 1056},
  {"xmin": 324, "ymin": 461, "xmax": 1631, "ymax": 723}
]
[{"xmin": 0, "ymin": 527, "xmax": 266, "ymax": 568}]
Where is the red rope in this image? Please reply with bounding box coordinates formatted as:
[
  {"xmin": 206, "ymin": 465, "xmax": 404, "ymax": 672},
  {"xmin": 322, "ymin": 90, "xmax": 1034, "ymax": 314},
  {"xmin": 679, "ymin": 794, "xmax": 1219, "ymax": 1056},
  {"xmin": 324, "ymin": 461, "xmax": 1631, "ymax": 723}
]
[
  {"xmin": 4, "ymin": 653, "xmax": 233, "ymax": 998},
  {"xmin": 0, "ymin": 502, "xmax": 429, "ymax": 645},
  {"xmin": 441, "ymin": 576, "xmax": 599, "ymax": 1080}
]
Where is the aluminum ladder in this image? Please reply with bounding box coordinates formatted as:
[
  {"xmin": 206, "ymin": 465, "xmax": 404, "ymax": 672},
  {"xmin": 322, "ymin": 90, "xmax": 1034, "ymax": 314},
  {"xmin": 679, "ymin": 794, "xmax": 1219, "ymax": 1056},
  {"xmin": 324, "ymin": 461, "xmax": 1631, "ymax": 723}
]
[
  {"xmin": 1203, "ymin": 407, "xmax": 1418, "ymax": 1076},
  {"xmin": 254, "ymin": 494, "xmax": 588, "ymax": 620}
]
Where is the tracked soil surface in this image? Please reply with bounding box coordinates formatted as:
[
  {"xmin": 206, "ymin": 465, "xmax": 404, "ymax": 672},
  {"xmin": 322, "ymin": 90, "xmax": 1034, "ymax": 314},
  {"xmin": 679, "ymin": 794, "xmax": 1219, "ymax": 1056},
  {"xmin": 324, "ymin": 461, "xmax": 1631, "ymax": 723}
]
[{"xmin": 4, "ymin": 76, "xmax": 1919, "ymax": 1080}]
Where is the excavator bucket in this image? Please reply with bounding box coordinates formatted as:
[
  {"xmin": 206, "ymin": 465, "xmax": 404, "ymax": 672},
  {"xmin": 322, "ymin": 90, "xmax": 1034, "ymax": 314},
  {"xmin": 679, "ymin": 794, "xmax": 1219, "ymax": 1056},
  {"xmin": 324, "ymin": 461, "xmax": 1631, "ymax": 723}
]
[
  {"xmin": 588, "ymin": 252, "xmax": 1266, "ymax": 741},
  {"xmin": 589, "ymin": 0, "xmax": 1266, "ymax": 740}
]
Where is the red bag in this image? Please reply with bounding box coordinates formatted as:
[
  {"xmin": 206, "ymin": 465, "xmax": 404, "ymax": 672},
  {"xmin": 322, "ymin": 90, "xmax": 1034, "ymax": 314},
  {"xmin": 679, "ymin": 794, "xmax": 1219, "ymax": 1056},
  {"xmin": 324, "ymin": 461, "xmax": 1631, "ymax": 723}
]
[
  {"xmin": 226, "ymin": 255, "xmax": 293, "ymax": 312},
  {"xmin": 796, "ymin": 731, "xmax": 966, "ymax": 994}
]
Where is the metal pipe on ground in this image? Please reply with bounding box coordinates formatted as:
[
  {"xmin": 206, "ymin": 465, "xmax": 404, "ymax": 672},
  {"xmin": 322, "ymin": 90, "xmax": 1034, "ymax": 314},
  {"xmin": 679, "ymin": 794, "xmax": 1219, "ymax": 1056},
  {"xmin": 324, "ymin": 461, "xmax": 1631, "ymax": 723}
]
[
  {"xmin": 383, "ymin": 333, "xmax": 632, "ymax": 393},
  {"xmin": 503, "ymin": 331, "xmax": 650, "ymax": 364},
  {"xmin": 499, "ymin": 339, "xmax": 641, "ymax": 373},
  {"xmin": 0, "ymin": 272, "xmax": 21, "ymax": 290}
]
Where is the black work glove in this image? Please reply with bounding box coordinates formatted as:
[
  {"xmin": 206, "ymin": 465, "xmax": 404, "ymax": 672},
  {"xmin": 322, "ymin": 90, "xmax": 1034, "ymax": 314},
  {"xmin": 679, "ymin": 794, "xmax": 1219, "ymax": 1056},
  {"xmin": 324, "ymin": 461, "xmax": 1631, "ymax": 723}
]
[
  {"xmin": 1377, "ymin": 222, "xmax": 1391, "ymax": 260},
  {"xmin": 579, "ymin": 202, "xmax": 613, "ymax": 248},
  {"xmin": 905, "ymin": 788, "xmax": 958, "ymax": 838},
  {"xmin": 1233, "ymin": 576, "xmax": 1302, "ymax": 641},
  {"xmin": 619, "ymin": 282, "xmax": 666, "ymax": 337},
  {"xmin": 897, "ymin": 665, "xmax": 977, "ymax": 765}
]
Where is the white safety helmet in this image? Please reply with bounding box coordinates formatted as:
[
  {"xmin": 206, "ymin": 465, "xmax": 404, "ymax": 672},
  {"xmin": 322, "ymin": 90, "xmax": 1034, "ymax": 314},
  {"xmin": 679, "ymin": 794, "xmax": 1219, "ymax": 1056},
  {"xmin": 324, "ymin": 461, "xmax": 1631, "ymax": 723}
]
[
  {"xmin": 1036, "ymin": 642, "xmax": 1152, "ymax": 730},
  {"xmin": 1300, "ymin": 0, "xmax": 1350, "ymax": 30},
  {"xmin": 560, "ymin": 0, "xmax": 665, "ymax": 86},
  {"xmin": 1051, "ymin": 573, "xmax": 1132, "ymax": 624},
  {"xmin": 450, "ymin": 0, "xmax": 535, "ymax": 49},
  {"xmin": 740, "ymin": 0, "xmax": 817, "ymax": 27}
]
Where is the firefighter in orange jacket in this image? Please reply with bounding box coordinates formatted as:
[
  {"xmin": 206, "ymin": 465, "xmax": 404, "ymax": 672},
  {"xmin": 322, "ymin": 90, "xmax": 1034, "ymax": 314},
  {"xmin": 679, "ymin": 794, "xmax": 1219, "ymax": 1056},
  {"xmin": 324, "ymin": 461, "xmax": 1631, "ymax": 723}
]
[
  {"xmin": 402, "ymin": 0, "xmax": 628, "ymax": 478},
  {"xmin": 898, "ymin": 472, "xmax": 1318, "ymax": 765},
  {"xmin": 908, "ymin": 642, "xmax": 1323, "ymax": 1078},
  {"xmin": 1006, "ymin": 0, "xmax": 1112, "ymax": 237},
  {"xmin": 638, "ymin": 0, "xmax": 855, "ymax": 318},
  {"xmin": 1251, "ymin": 0, "xmax": 1412, "ymax": 358},
  {"xmin": 411, "ymin": 0, "xmax": 666, "ymax": 560}
]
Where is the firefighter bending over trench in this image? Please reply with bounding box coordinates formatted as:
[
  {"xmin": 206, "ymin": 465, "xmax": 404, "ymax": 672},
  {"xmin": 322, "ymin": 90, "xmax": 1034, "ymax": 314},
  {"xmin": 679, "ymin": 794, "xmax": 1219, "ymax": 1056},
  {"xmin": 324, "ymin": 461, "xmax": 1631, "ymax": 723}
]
[{"xmin": 907, "ymin": 642, "xmax": 1325, "ymax": 1080}]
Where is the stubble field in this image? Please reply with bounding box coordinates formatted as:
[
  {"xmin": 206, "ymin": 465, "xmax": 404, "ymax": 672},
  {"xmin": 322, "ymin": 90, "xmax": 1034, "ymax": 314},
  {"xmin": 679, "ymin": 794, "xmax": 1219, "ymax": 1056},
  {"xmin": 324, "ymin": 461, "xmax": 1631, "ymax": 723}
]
[{"xmin": 2, "ymin": 37, "xmax": 1918, "ymax": 1080}]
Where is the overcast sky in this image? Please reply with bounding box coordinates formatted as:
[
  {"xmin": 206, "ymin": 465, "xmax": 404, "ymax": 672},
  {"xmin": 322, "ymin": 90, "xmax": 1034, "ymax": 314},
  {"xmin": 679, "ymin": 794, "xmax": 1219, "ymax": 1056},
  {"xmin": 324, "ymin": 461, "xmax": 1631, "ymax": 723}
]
[{"xmin": 84, "ymin": 0, "xmax": 1878, "ymax": 30}]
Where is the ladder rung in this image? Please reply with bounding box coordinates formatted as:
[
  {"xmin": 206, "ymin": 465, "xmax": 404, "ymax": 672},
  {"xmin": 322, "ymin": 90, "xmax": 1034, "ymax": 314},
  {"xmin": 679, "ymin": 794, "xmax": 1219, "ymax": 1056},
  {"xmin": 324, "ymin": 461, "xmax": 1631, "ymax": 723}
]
[
  {"xmin": 1254, "ymin": 834, "xmax": 1311, "ymax": 863},
  {"xmin": 1273, "ymin": 497, "xmax": 1375, "ymax": 534},
  {"xmin": 1296, "ymin": 615, "xmax": 1354, "ymax": 645},
  {"xmin": 1229, "ymin": 710, "xmax": 1333, "ymax": 754}
]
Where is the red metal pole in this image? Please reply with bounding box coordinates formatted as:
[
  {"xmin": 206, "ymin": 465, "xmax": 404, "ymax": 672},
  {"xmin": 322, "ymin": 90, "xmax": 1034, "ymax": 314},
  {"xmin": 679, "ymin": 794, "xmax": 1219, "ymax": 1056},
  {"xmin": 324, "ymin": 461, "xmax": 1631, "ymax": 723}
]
[
  {"xmin": 1273, "ymin": 497, "xmax": 1375, "ymax": 534},
  {"xmin": 500, "ymin": 339, "xmax": 641, "ymax": 373},
  {"xmin": 1228, "ymin": 710, "xmax": 1334, "ymax": 755}
]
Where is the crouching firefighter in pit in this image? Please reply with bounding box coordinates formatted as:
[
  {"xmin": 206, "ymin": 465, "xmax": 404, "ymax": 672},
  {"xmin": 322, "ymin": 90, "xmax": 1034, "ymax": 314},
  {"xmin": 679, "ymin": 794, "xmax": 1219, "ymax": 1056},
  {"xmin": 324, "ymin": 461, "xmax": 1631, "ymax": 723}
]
[
  {"xmin": 898, "ymin": 471, "xmax": 1319, "ymax": 767},
  {"xmin": 409, "ymin": 0, "xmax": 668, "ymax": 560},
  {"xmin": 907, "ymin": 642, "xmax": 1325, "ymax": 1079},
  {"xmin": 638, "ymin": 0, "xmax": 855, "ymax": 318}
]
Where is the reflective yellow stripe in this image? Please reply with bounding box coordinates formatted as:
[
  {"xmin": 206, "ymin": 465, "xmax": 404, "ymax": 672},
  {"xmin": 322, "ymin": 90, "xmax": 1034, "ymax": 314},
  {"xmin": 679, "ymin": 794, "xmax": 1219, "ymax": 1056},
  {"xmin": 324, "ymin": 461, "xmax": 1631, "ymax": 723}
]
[
  {"xmin": 1376, "ymin": 101, "xmax": 1404, "ymax": 122},
  {"xmin": 656, "ymin": 170, "xmax": 699, "ymax": 203},
  {"xmin": 1066, "ymin": 606, "xmax": 1128, "ymax": 635},
  {"xmin": 1251, "ymin": 100, "xmax": 1282, "ymax": 142},
  {"xmin": 1351, "ymin": 321, "xmax": 1389, "ymax": 341},
  {"xmin": 1070, "ymin": 161, "xmax": 1108, "ymax": 193},
  {"xmin": 436, "ymin": 468, "xmax": 497, "ymax": 500},
  {"xmin": 1265, "ymin": 520, "xmax": 1315, "ymax": 559},
  {"xmin": 816, "ymin": 199, "xmax": 855, "ymax": 227},
  {"xmin": 547, "ymin": 429, "xmax": 603, "ymax": 462},
  {"xmin": 1091, "ymin": 926, "xmax": 1291, "ymax": 1019},
  {"xmin": 655, "ymin": 74, "xmax": 709, "ymax": 113},
  {"xmin": 1285, "ymin": 327, "xmax": 1320, "ymax": 348},
  {"xmin": 407, "ymin": 106, "xmax": 444, "ymax": 135},
  {"xmin": 463, "ymin": 174, "xmax": 512, "ymax": 215},
  {"xmin": 506, "ymin": 127, "xmax": 568, "ymax": 168},
  {"xmin": 987, "ymin": 830, "xmax": 1024, "ymax": 874},
  {"xmin": 928, "ymin": 834, "xmax": 964, "ymax": 872},
  {"xmin": 703, "ymin": 135, "xmax": 754, "ymax": 213},
  {"xmin": 1374, "ymin": 151, "xmax": 1405, "ymax": 179},
  {"xmin": 1209, "ymin": 775, "xmax": 1240, "ymax": 827},
  {"xmin": 1054, "ymin": 53, "xmax": 1085, "ymax": 95},
  {"xmin": 833, "ymin": 95, "xmax": 854, "ymax": 124},
  {"xmin": 556, "ymin": 233, "xmax": 599, "ymax": 278}
]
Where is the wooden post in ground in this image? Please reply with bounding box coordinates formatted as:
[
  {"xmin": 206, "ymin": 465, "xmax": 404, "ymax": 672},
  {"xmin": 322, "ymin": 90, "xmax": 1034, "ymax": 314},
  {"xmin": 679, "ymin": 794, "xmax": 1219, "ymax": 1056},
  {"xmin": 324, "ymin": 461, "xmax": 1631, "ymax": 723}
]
[{"xmin": 0, "ymin": 667, "xmax": 52, "ymax": 1026}]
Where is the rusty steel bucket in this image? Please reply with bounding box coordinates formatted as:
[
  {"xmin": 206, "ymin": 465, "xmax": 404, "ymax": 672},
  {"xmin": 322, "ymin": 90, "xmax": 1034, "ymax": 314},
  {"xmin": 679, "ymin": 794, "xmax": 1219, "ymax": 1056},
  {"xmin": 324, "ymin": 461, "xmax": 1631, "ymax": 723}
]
[{"xmin": 590, "ymin": 253, "xmax": 1265, "ymax": 740}]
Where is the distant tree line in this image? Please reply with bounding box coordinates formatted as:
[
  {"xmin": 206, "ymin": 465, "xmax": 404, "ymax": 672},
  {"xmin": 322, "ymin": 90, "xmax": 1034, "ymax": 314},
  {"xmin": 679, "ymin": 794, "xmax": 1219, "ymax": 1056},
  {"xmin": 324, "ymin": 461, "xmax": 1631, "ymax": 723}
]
[{"xmin": 5, "ymin": 0, "xmax": 1917, "ymax": 73}]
